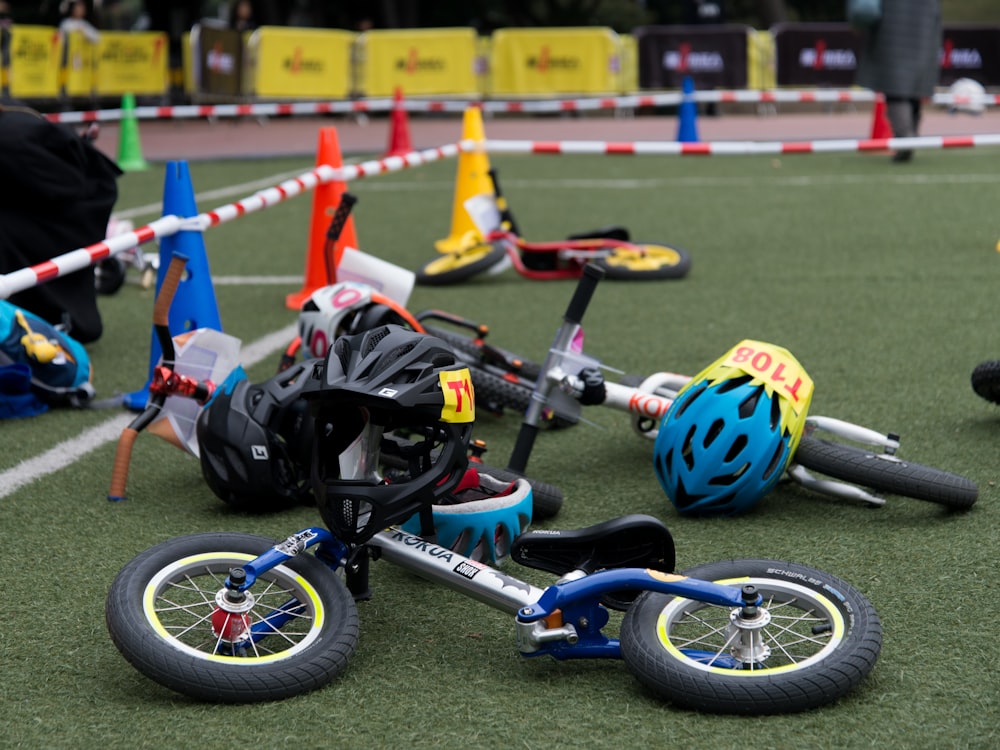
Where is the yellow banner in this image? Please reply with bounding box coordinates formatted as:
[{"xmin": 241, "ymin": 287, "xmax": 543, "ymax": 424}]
[
  {"xmin": 360, "ymin": 28, "xmax": 479, "ymax": 97},
  {"xmin": 94, "ymin": 31, "xmax": 169, "ymax": 97},
  {"xmin": 248, "ymin": 26, "xmax": 354, "ymax": 99},
  {"xmin": 489, "ymin": 27, "xmax": 623, "ymax": 96},
  {"xmin": 9, "ymin": 25, "xmax": 62, "ymax": 99},
  {"xmin": 62, "ymin": 29, "xmax": 96, "ymax": 97}
]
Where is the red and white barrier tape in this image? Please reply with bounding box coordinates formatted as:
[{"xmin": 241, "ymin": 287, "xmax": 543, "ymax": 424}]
[
  {"xmin": 473, "ymin": 133, "xmax": 1000, "ymax": 156},
  {"xmin": 43, "ymin": 89, "xmax": 1000, "ymax": 125},
  {"xmin": 5, "ymin": 127, "xmax": 997, "ymax": 298},
  {"xmin": 0, "ymin": 216, "xmax": 180, "ymax": 301},
  {"xmin": 197, "ymin": 143, "xmax": 460, "ymax": 228},
  {"xmin": 0, "ymin": 144, "xmax": 460, "ymax": 299}
]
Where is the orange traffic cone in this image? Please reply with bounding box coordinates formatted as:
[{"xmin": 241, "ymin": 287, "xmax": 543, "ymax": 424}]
[
  {"xmin": 285, "ymin": 126, "xmax": 358, "ymax": 310},
  {"xmin": 435, "ymin": 105, "xmax": 495, "ymax": 252},
  {"xmin": 867, "ymin": 93, "xmax": 893, "ymax": 152},
  {"xmin": 384, "ymin": 86, "xmax": 413, "ymax": 157}
]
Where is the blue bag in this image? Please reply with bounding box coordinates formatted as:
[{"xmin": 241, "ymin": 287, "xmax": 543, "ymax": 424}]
[{"xmin": 0, "ymin": 300, "xmax": 94, "ymax": 416}]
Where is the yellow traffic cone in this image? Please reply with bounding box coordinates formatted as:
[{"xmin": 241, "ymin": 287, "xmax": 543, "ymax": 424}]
[
  {"xmin": 117, "ymin": 92, "xmax": 149, "ymax": 172},
  {"xmin": 434, "ymin": 105, "xmax": 494, "ymax": 252}
]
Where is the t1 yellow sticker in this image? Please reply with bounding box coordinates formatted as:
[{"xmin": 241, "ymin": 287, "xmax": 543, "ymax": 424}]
[{"xmin": 439, "ymin": 368, "xmax": 475, "ymax": 423}]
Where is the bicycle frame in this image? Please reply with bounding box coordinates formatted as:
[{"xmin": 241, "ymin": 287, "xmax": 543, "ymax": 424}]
[
  {"xmin": 483, "ymin": 229, "xmax": 650, "ymax": 282},
  {"xmin": 223, "ymin": 524, "xmax": 757, "ymax": 661},
  {"xmin": 505, "ymin": 265, "xmax": 919, "ymax": 508}
]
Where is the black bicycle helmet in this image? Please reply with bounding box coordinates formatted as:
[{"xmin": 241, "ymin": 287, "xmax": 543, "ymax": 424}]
[
  {"xmin": 301, "ymin": 324, "xmax": 476, "ymax": 544},
  {"xmin": 196, "ymin": 361, "xmax": 316, "ymax": 512}
]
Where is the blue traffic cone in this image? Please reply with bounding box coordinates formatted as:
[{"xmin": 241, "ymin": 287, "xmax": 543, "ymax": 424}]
[
  {"xmin": 123, "ymin": 161, "xmax": 224, "ymax": 410},
  {"xmin": 676, "ymin": 76, "xmax": 700, "ymax": 143}
]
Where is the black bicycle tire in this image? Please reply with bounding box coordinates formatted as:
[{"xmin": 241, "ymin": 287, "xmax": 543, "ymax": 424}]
[
  {"xmin": 620, "ymin": 559, "xmax": 881, "ymax": 715},
  {"xmin": 970, "ymin": 359, "xmax": 1000, "ymax": 405},
  {"xmin": 594, "ymin": 242, "xmax": 692, "ymax": 281},
  {"xmin": 793, "ymin": 435, "xmax": 978, "ymax": 509},
  {"xmin": 469, "ymin": 367, "xmax": 533, "ymax": 415},
  {"xmin": 471, "ymin": 365, "xmax": 578, "ymax": 429},
  {"xmin": 423, "ymin": 323, "xmax": 544, "ymax": 382},
  {"xmin": 415, "ymin": 242, "xmax": 508, "ymax": 286},
  {"xmin": 106, "ymin": 532, "xmax": 359, "ymax": 703},
  {"xmin": 95, "ymin": 257, "xmax": 128, "ymax": 295}
]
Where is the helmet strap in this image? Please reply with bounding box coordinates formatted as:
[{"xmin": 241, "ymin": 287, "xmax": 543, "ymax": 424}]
[{"xmin": 417, "ymin": 504, "xmax": 437, "ymax": 543}]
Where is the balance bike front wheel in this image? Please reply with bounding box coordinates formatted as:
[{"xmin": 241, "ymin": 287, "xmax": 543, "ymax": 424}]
[{"xmin": 105, "ymin": 532, "xmax": 359, "ymax": 703}]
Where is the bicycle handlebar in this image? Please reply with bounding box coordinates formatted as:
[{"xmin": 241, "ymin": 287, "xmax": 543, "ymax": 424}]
[
  {"xmin": 507, "ymin": 263, "xmax": 606, "ymax": 473},
  {"xmin": 107, "ymin": 254, "xmax": 189, "ymax": 501},
  {"xmin": 563, "ymin": 262, "xmax": 604, "ymax": 324}
]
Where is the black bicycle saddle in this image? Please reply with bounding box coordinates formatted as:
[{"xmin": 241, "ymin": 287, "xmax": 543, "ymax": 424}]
[{"xmin": 512, "ymin": 514, "xmax": 675, "ymax": 577}]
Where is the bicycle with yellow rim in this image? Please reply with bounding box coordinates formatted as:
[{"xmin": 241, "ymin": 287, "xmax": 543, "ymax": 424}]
[{"xmin": 416, "ymin": 168, "xmax": 692, "ymax": 286}]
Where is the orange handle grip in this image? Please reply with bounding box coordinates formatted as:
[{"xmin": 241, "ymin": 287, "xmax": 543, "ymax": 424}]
[
  {"xmin": 107, "ymin": 427, "xmax": 139, "ymax": 501},
  {"xmin": 153, "ymin": 255, "xmax": 187, "ymax": 328}
]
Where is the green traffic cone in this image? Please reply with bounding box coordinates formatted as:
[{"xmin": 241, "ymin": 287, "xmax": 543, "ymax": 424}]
[{"xmin": 116, "ymin": 92, "xmax": 149, "ymax": 172}]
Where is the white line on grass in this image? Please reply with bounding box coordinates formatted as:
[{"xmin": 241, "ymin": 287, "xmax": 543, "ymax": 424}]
[{"xmin": 0, "ymin": 324, "xmax": 298, "ymax": 499}]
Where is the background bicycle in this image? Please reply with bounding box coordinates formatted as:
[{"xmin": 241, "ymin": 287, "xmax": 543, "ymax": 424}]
[{"xmin": 415, "ymin": 168, "xmax": 693, "ymax": 285}]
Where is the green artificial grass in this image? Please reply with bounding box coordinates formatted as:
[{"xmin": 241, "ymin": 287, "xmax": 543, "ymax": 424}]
[{"xmin": 2, "ymin": 147, "xmax": 998, "ymax": 748}]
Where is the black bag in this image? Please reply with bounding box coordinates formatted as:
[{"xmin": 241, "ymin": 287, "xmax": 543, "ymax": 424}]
[{"xmin": 0, "ymin": 102, "xmax": 122, "ymax": 343}]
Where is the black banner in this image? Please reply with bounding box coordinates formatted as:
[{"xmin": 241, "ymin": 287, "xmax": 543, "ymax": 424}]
[
  {"xmin": 939, "ymin": 25, "xmax": 1000, "ymax": 87},
  {"xmin": 634, "ymin": 25, "xmax": 750, "ymax": 90},
  {"xmin": 772, "ymin": 24, "xmax": 859, "ymax": 88},
  {"xmin": 772, "ymin": 23, "xmax": 1000, "ymax": 89}
]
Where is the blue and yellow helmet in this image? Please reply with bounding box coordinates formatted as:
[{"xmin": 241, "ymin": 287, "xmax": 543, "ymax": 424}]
[{"xmin": 654, "ymin": 340, "xmax": 814, "ymax": 516}]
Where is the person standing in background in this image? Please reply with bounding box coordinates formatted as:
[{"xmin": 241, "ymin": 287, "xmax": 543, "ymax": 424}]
[
  {"xmin": 855, "ymin": 0, "xmax": 942, "ymax": 163},
  {"xmin": 230, "ymin": 0, "xmax": 257, "ymax": 32},
  {"xmin": 58, "ymin": 0, "xmax": 100, "ymax": 43}
]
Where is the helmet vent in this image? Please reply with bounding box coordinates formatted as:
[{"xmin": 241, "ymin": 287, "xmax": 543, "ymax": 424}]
[
  {"xmin": 371, "ymin": 340, "xmax": 418, "ymax": 377},
  {"xmin": 709, "ymin": 464, "xmax": 748, "ymax": 486},
  {"xmin": 681, "ymin": 425, "xmax": 697, "ymax": 469},
  {"xmin": 703, "ymin": 418, "xmax": 725, "ymax": 448},
  {"xmin": 762, "ymin": 441, "xmax": 786, "ymax": 481},
  {"xmin": 334, "ymin": 337, "xmax": 352, "ymax": 374},
  {"xmin": 769, "ymin": 394, "xmax": 782, "ymax": 430},
  {"xmin": 670, "ymin": 477, "xmax": 699, "ymax": 509},
  {"xmin": 431, "ymin": 351, "xmax": 457, "ymax": 367},
  {"xmin": 718, "ymin": 374, "xmax": 752, "ymax": 393},
  {"xmin": 724, "ymin": 434, "xmax": 748, "ymax": 462},
  {"xmin": 674, "ymin": 383, "xmax": 707, "ymax": 418},
  {"xmin": 362, "ymin": 327, "xmax": 391, "ymax": 357},
  {"xmin": 738, "ymin": 386, "xmax": 762, "ymax": 419}
]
